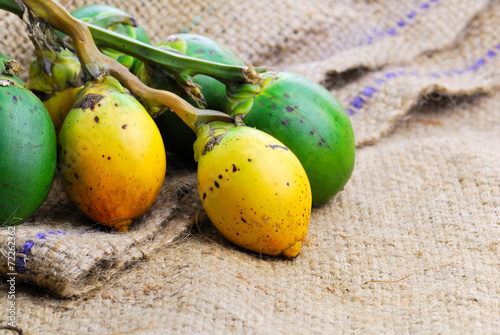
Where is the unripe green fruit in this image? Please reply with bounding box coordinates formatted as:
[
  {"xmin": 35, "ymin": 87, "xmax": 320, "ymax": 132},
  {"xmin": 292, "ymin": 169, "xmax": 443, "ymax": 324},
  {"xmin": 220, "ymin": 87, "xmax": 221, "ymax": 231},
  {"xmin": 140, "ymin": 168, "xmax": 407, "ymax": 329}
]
[
  {"xmin": 0, "ymin": 77, "xmax": 57, "ymax": 225},
  {"xmin": 225, "ymin": 71, "xmax": 355, "ymax": 204}
]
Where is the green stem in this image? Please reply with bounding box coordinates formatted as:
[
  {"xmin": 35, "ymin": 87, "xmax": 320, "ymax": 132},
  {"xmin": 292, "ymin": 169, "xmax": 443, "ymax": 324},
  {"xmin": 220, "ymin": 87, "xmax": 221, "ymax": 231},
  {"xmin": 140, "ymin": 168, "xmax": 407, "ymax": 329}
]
[
  {"xmin": 0, "ymin": 0, "xmax": 265, "ymax": 86},
  {"xmin": 6, "ymin": 0, "xmax": 235, "ymax": 132}
]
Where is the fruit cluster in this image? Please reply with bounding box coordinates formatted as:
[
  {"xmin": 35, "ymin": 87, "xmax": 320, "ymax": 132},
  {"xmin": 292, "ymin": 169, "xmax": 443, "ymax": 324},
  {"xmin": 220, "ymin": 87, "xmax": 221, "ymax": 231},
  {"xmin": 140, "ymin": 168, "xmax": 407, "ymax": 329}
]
[{"xmin": 0, "ymin": 1, "xmax": 355, "ymax": 258}]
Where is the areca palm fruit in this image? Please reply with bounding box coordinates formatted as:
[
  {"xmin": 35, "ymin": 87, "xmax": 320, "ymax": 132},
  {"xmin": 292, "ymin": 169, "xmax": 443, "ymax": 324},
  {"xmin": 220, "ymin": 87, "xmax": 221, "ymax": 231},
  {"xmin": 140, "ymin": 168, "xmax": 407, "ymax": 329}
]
[
  {"xmin": 26, "ymin": 48, "xmax": 84, "ymax": 137},
  {"xmin": 194, "ymin": 120, "xmax": 312, "ymax": 258},
  {"xmin": 223, "ymin": 71, "xmax": 355, "ymax": 205},
  {"xmin": 0, "ymin": 53, "xmax": 57, "ymax": 226},
  {"xmin": 135, "ymin": 33, "xmax": 245, "ymax": 162},
  {"xmin": 58, "ymin": 76, "xmax": 166, "ymax": 232},
  {"xmin": 70, "ymin": 4, "xmax": 151, "ymax": 71}
]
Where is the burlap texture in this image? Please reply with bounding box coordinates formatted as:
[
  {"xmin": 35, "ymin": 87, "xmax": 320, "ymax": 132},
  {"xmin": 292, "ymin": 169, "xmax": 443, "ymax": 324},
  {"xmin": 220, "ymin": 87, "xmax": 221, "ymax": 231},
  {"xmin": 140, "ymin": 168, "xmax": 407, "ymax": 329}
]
[{"xmin": 1, "ymin": 0, "xmax": 499, "ymax": 334}]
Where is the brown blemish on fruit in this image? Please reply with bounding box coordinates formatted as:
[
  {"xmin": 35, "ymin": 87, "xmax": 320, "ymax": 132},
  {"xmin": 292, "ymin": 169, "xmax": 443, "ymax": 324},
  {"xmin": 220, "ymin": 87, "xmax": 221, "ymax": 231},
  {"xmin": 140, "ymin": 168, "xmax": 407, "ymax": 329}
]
[
  {"xmin": 202, "ymin": 133, "xmax": 225, "ymax": 155},
  {"xmin": 74, "ymin": 93, "xmax": 105, "ymax": 110}
]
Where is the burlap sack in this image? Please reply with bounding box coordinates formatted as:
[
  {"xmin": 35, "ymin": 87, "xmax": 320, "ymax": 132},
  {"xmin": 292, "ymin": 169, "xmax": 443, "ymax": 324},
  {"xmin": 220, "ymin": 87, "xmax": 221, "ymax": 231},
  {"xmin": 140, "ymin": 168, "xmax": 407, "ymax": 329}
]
[{"xmin": 1, "ymin": 0, "xmax": 499, "ymax": 334}]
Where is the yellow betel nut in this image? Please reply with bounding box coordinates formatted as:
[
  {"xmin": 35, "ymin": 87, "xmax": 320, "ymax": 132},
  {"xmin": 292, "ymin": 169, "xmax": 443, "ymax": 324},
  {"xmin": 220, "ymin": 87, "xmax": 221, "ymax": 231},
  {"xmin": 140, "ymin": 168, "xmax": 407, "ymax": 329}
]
[
  {"xmin": 194, "ymin": 121, "xmax": 312, "ymax": 258},
  {"xmin": 58, "ymin": 76, "xmax": 166, "ymax": 232}
]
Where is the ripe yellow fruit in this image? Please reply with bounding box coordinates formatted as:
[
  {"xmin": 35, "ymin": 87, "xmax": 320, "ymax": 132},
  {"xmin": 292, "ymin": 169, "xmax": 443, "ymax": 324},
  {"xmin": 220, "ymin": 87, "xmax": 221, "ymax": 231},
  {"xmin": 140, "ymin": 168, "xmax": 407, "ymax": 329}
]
[
  {"xmin": 58, "ymin": 76, "xmax": 166, "ymax": 232},
  {"xmin": 194, "ymin": 121, "xmax": 312, "ymax": 258}
]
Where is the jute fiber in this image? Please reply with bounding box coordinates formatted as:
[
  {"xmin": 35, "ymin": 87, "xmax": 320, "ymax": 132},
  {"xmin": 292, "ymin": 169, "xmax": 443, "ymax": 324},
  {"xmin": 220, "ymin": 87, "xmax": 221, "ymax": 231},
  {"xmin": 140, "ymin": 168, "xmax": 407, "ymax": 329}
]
[{"xmin": 1, "ymin": 0, "xmax": 499, "ymax": 334}]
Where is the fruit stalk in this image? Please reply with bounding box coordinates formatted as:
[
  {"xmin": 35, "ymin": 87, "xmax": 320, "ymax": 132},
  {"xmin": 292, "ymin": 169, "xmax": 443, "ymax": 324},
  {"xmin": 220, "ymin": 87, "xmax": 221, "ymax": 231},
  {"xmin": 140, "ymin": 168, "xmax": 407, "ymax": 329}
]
[
  {"xmin": 6, "ymin": 0, "xmax": 236, "ymax": 132},
  {"xmin": 0, "ymin": 0, "xmax": 266, "ymax": 86}
]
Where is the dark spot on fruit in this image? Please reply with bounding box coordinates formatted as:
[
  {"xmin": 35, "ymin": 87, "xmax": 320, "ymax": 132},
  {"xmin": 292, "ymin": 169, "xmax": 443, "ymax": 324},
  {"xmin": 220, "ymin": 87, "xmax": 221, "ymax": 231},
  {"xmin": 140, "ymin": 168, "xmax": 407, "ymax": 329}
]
[
  {"xmin": 248, "ymin": 158, "xmax": 252, "ymax": 162},
  {"xmin": 3, "ymin": 183, "xmax": 9, "ymax": 187},
  {"xmin": 318, "ymin": 142, "xmax": 323, "ymax": 146},
  {"xmin": 12, "ymin": 96, "xmax": 17, "ymax": 103},
  {"xmin": 74, "ymin": 93, "xmax": 104, "ymax": 110},
  {"xmin": 232, "ymin": 164, "xmax": 238, "ymax": 172},
  {"xmin": 210, "ymin": 187, "xmax": 213, "ymax": 191},
  {"xmin": 214, "ymin": 181, "xmax": 219, "ymax": 188},
  {"xmin": 241, "ymin": 217, "xmax": 247, "ymax": 223},
  {"xmin": 75, "ymin": 173, "xmax": 79, "ymax": 179},
  {"xmin": 285, "ymin": 105, "xmax": 295, "ymax": 112},
  {"xmin": 122, "ymin": 124, "xmax": 127, "ymax": 129},
  {"xmin": 114, "ymin": 103, "xmax": 118, "ymax": 107},
  {"xmin": 283, "ymin": 94, "xmax": 289, "ymax": 98},
  {"xmin": 218, "ymin": 174, "xmax": 223, "ymax": 179},
  {"xmin": 287, "ymin": 182, "xmax": 289, "ymax": 186},
  {"xmin": 310, "ymin": 130, "xmax": 314, "ymax": 135},
  {"xmin": 281, "ymin": 119, "xmax": 289, "ymax": 126},
  {"xmin": 108, "ymin": 156, "xmax": 111, "ymax": 160},
  {"xmin": 94, "ymin": 116, "xmax": 99, "ymax": 123},
  {"xmin": 202, "ymin": 193, "xmax": 206, "ymax": 200},
  {"xmin": 266, "ymin": 144, "xmax": 289, "ymax": 151}
]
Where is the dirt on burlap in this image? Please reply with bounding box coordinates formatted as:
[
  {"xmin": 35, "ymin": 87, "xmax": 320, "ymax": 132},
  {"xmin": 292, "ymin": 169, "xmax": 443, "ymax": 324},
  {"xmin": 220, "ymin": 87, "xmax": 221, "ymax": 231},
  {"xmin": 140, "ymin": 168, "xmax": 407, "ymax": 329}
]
[{"xmin": 1, "ymin": 0, "xmax": 499, "ymax": 334}]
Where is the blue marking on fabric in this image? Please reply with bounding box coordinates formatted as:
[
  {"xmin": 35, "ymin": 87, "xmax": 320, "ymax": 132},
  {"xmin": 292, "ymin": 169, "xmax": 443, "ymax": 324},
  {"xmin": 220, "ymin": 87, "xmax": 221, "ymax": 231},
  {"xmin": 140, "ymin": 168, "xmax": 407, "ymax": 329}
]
[
  {"xmin": 20, "ymin": 241, "xmax": 35, "ymax": 254},
  {"xmin": 475, "ymin": 58, "xmax": 486, "ymax": 67},
  {"xmin": 362, "ymin": 87, "xmax": 377, "ymax": 97},
  {"xmin": 352, "ymin": 97, "xmax": 365, "ymax": 109},
  {"xmin": 16, "ymin": 240, "xmax": 35, "ymax": 274}
]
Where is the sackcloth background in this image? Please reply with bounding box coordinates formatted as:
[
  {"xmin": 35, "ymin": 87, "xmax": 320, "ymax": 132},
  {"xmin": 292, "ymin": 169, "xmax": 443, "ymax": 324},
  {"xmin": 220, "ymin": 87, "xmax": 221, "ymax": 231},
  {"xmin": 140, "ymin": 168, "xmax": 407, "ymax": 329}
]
[{"xmin": 1, "ymin": 0, "xmax": 499, "ymax": 333}]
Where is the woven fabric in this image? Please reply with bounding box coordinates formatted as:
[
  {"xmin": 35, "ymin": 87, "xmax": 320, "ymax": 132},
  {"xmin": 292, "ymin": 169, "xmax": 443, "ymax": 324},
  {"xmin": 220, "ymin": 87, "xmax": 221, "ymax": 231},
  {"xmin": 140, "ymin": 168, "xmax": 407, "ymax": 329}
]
[{"xmin": 0, "ymin": 0, "xmax": 499, "ymax": 334}]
